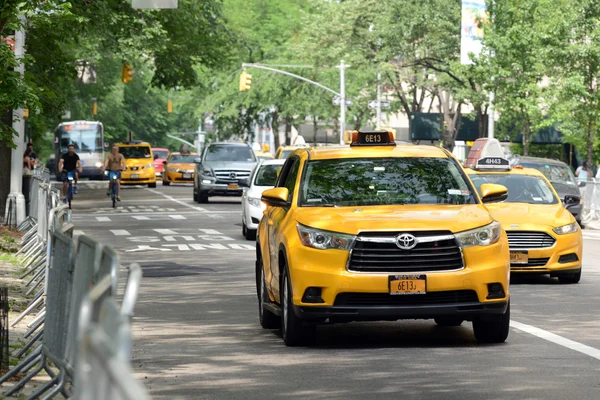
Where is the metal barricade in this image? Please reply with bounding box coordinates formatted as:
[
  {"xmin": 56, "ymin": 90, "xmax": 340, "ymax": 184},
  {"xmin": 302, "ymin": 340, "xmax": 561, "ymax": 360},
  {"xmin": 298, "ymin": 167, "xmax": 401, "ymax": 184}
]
[{"xmin": 582, "ymin": 180, "xmax": 600, "ymax": 229}]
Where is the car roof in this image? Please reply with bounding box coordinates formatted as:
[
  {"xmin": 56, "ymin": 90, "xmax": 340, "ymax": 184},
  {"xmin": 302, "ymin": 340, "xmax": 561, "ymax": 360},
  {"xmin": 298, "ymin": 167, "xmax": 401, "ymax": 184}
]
[
  {"xmin": 511, "ymin": 156, "xmax": 568, "ymax": 166},
  {"xmin": 465, "ymin": 166, "xmax": 546, "ymax": 178},
  {"xmin": 258, "ymin": 159, "xmax": 286, "ymax": 166},
  {"xmin": 301, "ymin": 143, "xmax": 450, "ymax": 161}
]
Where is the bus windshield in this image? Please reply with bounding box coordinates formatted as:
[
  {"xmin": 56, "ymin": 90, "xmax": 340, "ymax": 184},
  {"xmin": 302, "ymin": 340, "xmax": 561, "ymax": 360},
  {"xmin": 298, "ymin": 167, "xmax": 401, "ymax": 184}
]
[{"xmin": 58, "ymin": 125, "xmax": 103, "ymax": 153}]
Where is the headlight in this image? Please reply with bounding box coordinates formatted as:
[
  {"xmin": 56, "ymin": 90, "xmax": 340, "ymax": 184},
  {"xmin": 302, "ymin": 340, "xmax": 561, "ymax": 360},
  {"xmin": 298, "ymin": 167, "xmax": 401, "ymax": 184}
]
[
  {"xmin": 95, "ymin": 162, "xmax": 103, "ymax": 168},
  {"xmin": 247, "ymin": 196, "xmax": 261, "ymax": 208},
  {"xmin": 145, "ymin": 163, "xmax": 153, "ymax": 168},
  {"xmin": 202, "ymin": 168, "xmax": 214, "ymax": 177},
  {"xmin": 553, "ymin": 222, "xmax": 578, "ymax": 235},
  {"xmin": 297, "ymin": 224, "xmax": 355, "ymax": 250},
  {"xmin": 168, "ymin": 168, "xmax": 177, "ymax": 172},
  {"xmin": 455, "ymin": 221, "xmax": 502, "ymax": 248}
]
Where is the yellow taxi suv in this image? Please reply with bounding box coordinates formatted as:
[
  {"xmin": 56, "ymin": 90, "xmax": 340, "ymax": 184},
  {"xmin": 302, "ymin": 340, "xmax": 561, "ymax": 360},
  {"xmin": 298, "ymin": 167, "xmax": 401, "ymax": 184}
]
[
  {"xmin": 466, "ymin": 158, "xmax": 583, "ymax": 284},
  {"xmin": 118, "ymin": 141, "xmax": 157, "ymax": 188},
  {"xmin": 162, "ymin": 152, "xmax": 198, "ymax": 186},
  {"xmin": 256, "ymin": 130, "xmax": 511, "ymax": 346}
]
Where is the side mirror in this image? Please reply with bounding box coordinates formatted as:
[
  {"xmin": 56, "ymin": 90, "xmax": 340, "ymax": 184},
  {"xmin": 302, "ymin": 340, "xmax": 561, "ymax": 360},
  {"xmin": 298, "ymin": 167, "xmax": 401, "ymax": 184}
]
[
  {"xmin": 193, "ymin": 157, "xmax": 202, "ymax": 164},
  {"xmin": 578, "ymin": 181, "xmax": 586, "ymax": 188},
  {"xmin": 480, "ymin": 183, "xmax": 508, "ymax": 204},
  {"xmin": 239, "ymin": 178, "xmax": 250, "ymax": 188},
  {"xmin": 261, "ymin": 187, "xmax": 290, "ymax": 207},
  {"xmin": 564, "ymin": 195, "xmax": 581, "ymax": 209}
]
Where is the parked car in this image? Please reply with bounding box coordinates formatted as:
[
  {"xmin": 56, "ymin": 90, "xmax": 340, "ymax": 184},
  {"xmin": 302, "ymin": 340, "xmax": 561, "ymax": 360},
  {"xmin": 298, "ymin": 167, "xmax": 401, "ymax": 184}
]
[
  {"xmin": 510, "ymin": 156, "xmax": 583, "ymax": 225},
  {"xmin": 152, "ymin": 148, "xmax": 170, "ymax": 178},
  {"xmin": 193, "ymin": 142, "xmax": 258, "ymax": 203},
  {"xmin": 239, "ymin": 159, "xmax": 286, "ymax": 240}
]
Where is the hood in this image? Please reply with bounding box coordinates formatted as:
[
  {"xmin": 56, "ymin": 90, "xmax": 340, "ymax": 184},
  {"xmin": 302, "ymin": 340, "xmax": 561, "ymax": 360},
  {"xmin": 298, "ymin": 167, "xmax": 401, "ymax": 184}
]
[
  {"xmin": 549, "ymin": 182, "xmax": 579, "ymax": 198},
  {"xmin": 485, "ymin": 202, "xmax": 573, "ymax": 229},
  {"xmin": 294, "ymin": 204, "xmax": 494, "ymax": 235},
  {"xmin": 203, "ymin": 161, "xmax": 256, "ymax": 171},
  {"xmin": 166, "ymin": 162, "xmax": 195, "ymax": 171},
  {"xmin": 126, "ymin": 158, "xmax": 153, "ymax": 167}
]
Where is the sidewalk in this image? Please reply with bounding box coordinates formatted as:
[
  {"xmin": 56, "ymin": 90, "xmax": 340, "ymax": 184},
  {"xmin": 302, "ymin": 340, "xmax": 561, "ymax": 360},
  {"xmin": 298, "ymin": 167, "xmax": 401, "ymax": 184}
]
[{"xmin": 0, "ymin": 229, "xmax": 54, "ymax": 398}]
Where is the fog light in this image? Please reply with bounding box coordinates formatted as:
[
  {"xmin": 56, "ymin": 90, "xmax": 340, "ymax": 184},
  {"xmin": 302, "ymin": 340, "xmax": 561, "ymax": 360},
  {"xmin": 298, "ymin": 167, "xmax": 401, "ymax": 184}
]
[
  {"xmin": 202, "ymin": 179, "xmax": 212, "ymax": 184},
  {"xmin": 486, "ymin": 283, "xmax": 505, "ymax": 300},
  {"xmin": 302, "ymin": 287, "xmax": 325, "ymax": 303}
]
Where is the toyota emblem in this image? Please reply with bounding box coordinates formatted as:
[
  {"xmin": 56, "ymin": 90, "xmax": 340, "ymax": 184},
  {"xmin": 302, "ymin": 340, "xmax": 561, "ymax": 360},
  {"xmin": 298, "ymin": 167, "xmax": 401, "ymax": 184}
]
[
  {"xmin": 396, "ymin": 233, "xmax": 417, "ymax": 250},
  {"xmin": 230, "ymin": 172, "xmax": 237, "ymax": 179}
]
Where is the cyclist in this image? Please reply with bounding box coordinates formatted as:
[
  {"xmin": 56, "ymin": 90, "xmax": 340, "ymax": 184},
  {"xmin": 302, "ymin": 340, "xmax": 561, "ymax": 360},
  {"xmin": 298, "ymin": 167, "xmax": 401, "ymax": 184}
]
[
  {"xmin": 103, "ymin": 144, "xmax": 126, "ymax": 201},
  {"xmin": 58, "ymin": 144, "xmax": 82, "ymax": 203}
]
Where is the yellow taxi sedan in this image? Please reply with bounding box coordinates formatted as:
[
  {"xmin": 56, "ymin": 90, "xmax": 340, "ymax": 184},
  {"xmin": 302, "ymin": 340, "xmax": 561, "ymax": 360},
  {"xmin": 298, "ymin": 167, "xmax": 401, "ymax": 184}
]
[
  {"xmin": 466, "ymin": 162, "xmax": 583, "ymax": 283},
  {"xmin": 118, "ymin": 141, "xmax": 157, "ymax": 188},
  {"xmin": 257, "ymin": 130, "xmax": 511, "ymax": 346},
  {"xmin": 162, "ymin": 152, "xmax": 198, "ymax": 186}
]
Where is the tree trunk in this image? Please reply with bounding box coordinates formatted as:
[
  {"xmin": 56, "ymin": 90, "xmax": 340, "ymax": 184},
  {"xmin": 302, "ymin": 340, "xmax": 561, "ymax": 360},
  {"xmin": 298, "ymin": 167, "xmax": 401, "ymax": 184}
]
[
  {"xmin": 523, "ymin": 119, "xmax": 531, "ymax": 156},
  {"xmin": 0, "ymin": 109, "xmax": 13, "ymax": 220},
  {"xmin": 438, "ymin": 92, "xmax": 462, "ymax": 151},
  {"xmin": 312, "ymin": 116, "xmax": 318, "ymax": 145},
  {"xmin": 587, "ymin": 116, "xmax": 595, "ymax": 166},
  {"xmin": 284, "ymin": 116, "xmax": 293, "ymax": 145},
  {"xmin": 271, "ymin": 110, "xmax": 280, "ymax": 151},
  {"xmin": 476, "ymin": 104, "xmax": 487, "ymax": 138}
]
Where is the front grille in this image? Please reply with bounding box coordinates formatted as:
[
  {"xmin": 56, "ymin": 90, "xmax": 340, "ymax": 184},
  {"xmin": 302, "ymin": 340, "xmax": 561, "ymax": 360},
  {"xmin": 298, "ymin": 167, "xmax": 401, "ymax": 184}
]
[
  {"xmin": 348, "ymin": 231, "xmax": 463, "ymax": 273},
  {"xmin": 334, "ymin": 290, "xmax": 478, "ymax": 307},
  {"xmin": 511, "ymin": 257, "xmax": 550, "ymax": 269},
  {"xmin": 214, "ymin": 169, "xmax": 251, "ymax": 183},
  {"xmin": 506, "ymin": 231, "xmax": 555, "ymax": 249}
]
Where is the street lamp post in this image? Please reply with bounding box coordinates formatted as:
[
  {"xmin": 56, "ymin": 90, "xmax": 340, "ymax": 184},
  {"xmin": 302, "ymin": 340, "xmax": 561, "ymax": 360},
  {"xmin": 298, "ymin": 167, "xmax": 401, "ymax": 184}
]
[{"xmin": 337, "ymin": 60, "xmax": 350, "ymax": 145}]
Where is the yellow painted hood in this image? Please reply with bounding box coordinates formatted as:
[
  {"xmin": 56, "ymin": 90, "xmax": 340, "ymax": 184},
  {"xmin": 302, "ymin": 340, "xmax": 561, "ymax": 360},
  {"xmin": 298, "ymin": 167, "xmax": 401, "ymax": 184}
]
[
  {"xmin": 167, "ymin": 163, "xmax": 195, "ymax": 171},
  {"xmin": 294, "ymin": 204, "xmax": 494, "ymax": 235},
  {"xmin": 126, "ymin": 158, "xmax": 153, "ymax": 167},
  {"xmin": 485, "ymin": 203, "xmax": 574, "ymax": 229}
]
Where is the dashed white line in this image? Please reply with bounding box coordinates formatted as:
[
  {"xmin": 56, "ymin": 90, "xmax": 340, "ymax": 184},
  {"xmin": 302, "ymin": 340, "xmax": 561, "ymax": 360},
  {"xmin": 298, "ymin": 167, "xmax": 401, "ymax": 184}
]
[
  {"xmin": 198, "ymin": 229, "xmax": 222, "ymax": 234},
  {"xmin": 512, "ymin": 320, "xmax": 600, "ymax": 361},
  {"xmin": 110, "ymin": 229, "xmax": 130, "ymax": 236},
  {"xmin": 96, "ymin": 217, "xmax": 111, "ymax": 222},
  {"xmin": 154, "ymin": 229, "xmax": 178, "ymax": 235},
  {"xmin": 132, "ymin": 216, "xmax": 150, "ymax": 220},
  {"xmin": 169, "ymin": 215, "xmax": 186, "ymax": 220},
  {"xmin": 146, "ymin": 188, "xmax": 207, "ymax": 212}
]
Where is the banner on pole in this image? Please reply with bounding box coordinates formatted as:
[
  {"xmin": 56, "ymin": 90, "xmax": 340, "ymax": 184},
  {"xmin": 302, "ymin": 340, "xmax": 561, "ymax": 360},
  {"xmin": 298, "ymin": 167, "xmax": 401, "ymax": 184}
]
[{"xmin": 461, "ymin": 0, "xmax": 487, "ymax": 65}]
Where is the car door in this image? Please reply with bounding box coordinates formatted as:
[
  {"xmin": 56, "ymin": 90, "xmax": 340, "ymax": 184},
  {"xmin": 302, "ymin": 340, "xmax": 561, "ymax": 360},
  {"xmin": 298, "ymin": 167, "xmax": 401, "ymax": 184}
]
[{"xmin": 266, "ymin": 156, "xmax": 300, "ymax": 301}]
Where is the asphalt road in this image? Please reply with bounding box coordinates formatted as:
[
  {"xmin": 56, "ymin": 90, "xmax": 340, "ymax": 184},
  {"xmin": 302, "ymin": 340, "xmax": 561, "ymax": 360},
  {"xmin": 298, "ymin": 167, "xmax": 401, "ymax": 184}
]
[{"xmin": 68, "ymin": 182, "xmax": 600, "ymax": 400}]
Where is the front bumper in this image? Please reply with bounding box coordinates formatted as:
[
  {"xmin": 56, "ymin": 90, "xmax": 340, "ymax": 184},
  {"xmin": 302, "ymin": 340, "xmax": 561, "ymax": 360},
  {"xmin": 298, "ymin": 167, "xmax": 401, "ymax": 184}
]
[
  {"xmin": 244, "ymin": 203, "xmax": 265, "ymax": 230},
  {"xmin": 164, "ymin": 171, "xmax": 194, "ymax": 183},
  {"xmin": 121, "ymin": 169, "xmax": 156, "ymax": 185},
  {"xmin": 510, "ymin": 230, "xmax": 583, "ymax": 273},
  {"xmin": 284, "ymin": 238, "xmax": 510, "ymax": 321},
  {"xmin": 199, "ymin": 181, "xmax": 243, "ymax": 197}
]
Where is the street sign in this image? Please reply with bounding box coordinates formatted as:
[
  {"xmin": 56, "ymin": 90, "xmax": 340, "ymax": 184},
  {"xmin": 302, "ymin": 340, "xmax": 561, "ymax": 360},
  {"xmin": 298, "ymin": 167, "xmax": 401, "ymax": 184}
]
[
  {"xmin": 333, "ymin": 96, "xmax": 353, "ymax": 106},
  {"xmin": 368, "ymin": 100, "xmax": 390, "ymax": 110}
]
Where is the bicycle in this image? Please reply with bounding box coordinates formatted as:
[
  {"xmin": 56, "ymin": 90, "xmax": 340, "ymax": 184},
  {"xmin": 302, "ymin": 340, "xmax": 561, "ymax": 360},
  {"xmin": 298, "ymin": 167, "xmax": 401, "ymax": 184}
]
[
  {"xmin": 107, "ymin": 171, "xmax": 119, "ymax": 208},
  {"xmin": 64, "ymin": 170, "xmax": 75, "ymax": 209}
]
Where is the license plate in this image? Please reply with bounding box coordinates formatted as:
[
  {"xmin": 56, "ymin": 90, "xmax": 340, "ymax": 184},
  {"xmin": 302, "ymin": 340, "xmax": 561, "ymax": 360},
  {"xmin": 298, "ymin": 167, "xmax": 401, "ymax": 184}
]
[
  {"xmin": 510, "ymin": 251, "xmax": 528, "ymax": 264},
  {"xmin": 227, "ymin": 183, "xmax": 239, "ymax": 190},
  {"xmin": 389, "ymin": 274, "xmax": 426, "ymax": 295},
  {"xmin": 183, "ymin": 173, "xmax": 192, "ymax": 179},
  {"xmin": 131, "ymin": 174, "xmax": 139, "ymax": 179}
]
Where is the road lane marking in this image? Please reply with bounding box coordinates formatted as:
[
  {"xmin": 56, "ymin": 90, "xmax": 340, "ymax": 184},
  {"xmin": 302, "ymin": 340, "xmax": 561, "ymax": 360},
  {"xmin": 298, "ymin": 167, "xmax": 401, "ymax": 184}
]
[
  {"xmin": 76, "ymin": 210, "xmax": 237, "ymax": 217},
  {"xmin": 132, "ymin": 216, "xmax": 150, "ymax": 220},
  {"xmin": 146, "ymin": 188, "xmax": 207, "ymax": 212},
  {"xmin": 110, "ymin": 229, "xmax": 130, "ymax": 236},
  {"xmin": 96, "ymin": 217, "xmax": 111, "ymax": 222},
  {"xmin": 198, "ymin": 229, "xmax": 222, "ymax": 234},
  {"xmin": 154, "ymin": 229, "xmax": 178, "ymax": 235},
  {"xmin": 74, "ymin": 230, "xmax": 85, "ymax": 236},
  {"xmin": 169, "ymin": 215, "xmax": 186, "ymax": 220},
  {"xmin": 512, "ymin": 320, "xmax": 600, "ymax": 361}
]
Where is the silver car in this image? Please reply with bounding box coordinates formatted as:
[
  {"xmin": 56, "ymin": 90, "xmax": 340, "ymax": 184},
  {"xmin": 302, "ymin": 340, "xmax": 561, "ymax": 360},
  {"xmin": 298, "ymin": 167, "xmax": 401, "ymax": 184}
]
[{"xmin": 193, "ymin": 142, "xmax": 258, "ymax": 203}]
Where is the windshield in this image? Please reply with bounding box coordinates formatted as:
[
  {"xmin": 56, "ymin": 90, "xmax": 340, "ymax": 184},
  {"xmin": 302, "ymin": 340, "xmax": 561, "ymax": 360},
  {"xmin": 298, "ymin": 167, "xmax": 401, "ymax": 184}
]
[
  {"xmin": 120, "ymin": 146, "xmax": 151, "ymax": 159},
  {"xmin": 205, "ymin": 145, "xmax": 256, "ymax": 162},
  {"xmin": 254, "ymin": 164, "xmax": 282, "ymax": 186},
  {"xmin": 58, "ymin": 127, "xmax": 102, "ymax": 153},
  {"xmin": 169, "ymin": 155, "xmax": 197, "ymax": 163},
  {"xmin": 520, "ymin": 162, "xmax": 577, "ymax": 186},
  {"xmin": 299, "ymin": 157, "xmax": 477, "ymax": 207},
  {"xmin": 153, "ymin": 150, "xmax": 169, "ymax": 159},
  {"xmin": 279, "ymin": 150, "xmax": 293, "ymax": 159},
  {"xmin": 470, "ymin": 174, "xmax": 558, "ymax": 204}
]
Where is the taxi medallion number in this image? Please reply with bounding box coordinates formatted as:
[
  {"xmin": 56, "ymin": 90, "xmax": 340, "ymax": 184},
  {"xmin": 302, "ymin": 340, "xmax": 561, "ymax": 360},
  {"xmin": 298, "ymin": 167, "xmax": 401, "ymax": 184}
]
[
  {"xmin": 360, "ymin": 133, "xmax": 383, "ymax": 144},
  {"xmin": 227, "ymin": 183, "xmax": 239, "ymax": 190},
  {"xmin": 510, "ymin": 251, "xmax": 528, "ymax": 264},
  {"xmin": 389, "ymin": 274, "xmax": 427, "ymax": 295}
]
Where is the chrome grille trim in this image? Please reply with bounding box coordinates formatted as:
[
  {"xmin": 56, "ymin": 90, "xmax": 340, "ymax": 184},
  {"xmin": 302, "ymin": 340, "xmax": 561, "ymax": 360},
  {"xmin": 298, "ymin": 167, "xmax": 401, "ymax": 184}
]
[{"xmin": 506, "ymin": 231, "xmax": 556, "ymax": 249}]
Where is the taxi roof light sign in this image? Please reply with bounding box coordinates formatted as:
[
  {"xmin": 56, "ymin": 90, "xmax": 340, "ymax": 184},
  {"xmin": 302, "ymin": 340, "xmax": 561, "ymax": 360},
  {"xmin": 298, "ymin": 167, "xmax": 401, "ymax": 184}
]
[
  {"xmin": 465, "ymin": 138, "xmax": 511, "ymax": 170},
  {"xmin": 350, "ymin": 130, "xmax": 396, "ymax": 147}
]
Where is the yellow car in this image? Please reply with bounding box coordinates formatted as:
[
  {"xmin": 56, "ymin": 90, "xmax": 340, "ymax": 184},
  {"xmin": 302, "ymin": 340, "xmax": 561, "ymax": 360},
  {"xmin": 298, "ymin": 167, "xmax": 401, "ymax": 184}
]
[
  {"xmin": 466, "ymin": 162, "xmax": 583, "ymax": 283},
  {"xmin": 257, "ymin": 130, "xmax": 511, "ymax": 346},
  {"xmin": 275, "ymin": 145, "xmax": 303, "ymax": 159},
  {"xmin": 255, "ymin": 151, "xmax": 274, "ymax": 161},
  {"xmin": 118, "ymin": 141, "xmax": 156, "ymax": 188},
  {"xmin": 162, "ymin": 152, "xmax": 198, "ymax": 186}
]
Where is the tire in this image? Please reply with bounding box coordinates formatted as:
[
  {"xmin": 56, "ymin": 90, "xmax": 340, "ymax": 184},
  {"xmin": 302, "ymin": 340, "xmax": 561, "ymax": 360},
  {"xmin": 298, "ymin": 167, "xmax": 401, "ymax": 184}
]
[
  {"xmin": 473, "ymin": 302, "xmax": 510, "ymax": 344},
  {"xmin": 281, "ymin": 267, "xmax": 316, "ymax": 347},
  {"xmin": 162, "ymin": 180, "xmax": 170, "ymax": 186},
  {"xmin": 193, "ymin": 190, "xmax": 199, "ymax": 202},
  {"xmin": 198, "ymin": 191, "xmax": 209, "ymax": 203},
  {"xmin": 112, "ymin": 196, "xmax": 116, "ymax": 208},
  {"xmin": 558, "ymin": 269, "xmax": 581, "ymax": 284},
  {"xmin": 148, "ymin": 182, "xmax": 157, "ymax": 188},
  {"xmin": 243, "ymin": 223, "xmax": 256, "ymax": 240},
  {"xmin": 434, "ymin": 317, "xmax": 463, "ymax": 327},
  {"xmin": 256, "ymin": 256, "xmax": 279, "ymax": 329}
]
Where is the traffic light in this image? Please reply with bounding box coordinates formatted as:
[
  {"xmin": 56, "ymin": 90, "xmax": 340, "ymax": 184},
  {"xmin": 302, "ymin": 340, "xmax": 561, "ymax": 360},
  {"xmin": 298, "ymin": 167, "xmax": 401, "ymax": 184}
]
[
  {"xmin": 239, "ymin": 71, "xmax": 252, "ymax": 92},
  {"xmin": 121, "ymin": 63, "xmax": 133, "ymax": 83},
  {"xmin": 23, "ymin": 108, "xmax": 29, "ymax": 119},
  {"xmin": 91, "ymin": 102, "xmax": 97, "ymax": 116},
  {"xmin": 167, "ymin": 100, "xmax": 173, "ymax": 113}
]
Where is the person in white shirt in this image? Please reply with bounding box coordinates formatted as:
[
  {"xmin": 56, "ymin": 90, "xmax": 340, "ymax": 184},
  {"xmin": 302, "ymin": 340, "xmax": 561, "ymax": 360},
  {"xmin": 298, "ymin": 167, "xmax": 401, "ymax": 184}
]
[{"xmin": 576, "ymin": 161, "xmax": 590, "ymax": 183}]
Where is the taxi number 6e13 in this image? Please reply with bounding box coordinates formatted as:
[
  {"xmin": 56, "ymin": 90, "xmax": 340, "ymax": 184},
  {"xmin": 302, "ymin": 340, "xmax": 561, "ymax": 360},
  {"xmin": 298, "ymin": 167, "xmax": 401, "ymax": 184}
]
[{"xmin": 365, "ymin": 134, "xmax": 382, "ymax": 143}]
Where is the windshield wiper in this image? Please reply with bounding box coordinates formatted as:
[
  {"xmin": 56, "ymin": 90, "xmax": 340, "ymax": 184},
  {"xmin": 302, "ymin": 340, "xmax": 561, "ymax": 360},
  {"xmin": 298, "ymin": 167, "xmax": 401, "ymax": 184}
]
[{"xmin": 302, "ymin": 203, "xmax": 337, "ymax": 207}]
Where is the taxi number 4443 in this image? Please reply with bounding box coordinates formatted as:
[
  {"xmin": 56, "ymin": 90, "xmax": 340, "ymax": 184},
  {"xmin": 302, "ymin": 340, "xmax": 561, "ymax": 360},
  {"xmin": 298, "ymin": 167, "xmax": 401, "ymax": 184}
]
[{"xmin": 389, "ymin": 274, "xmax": 427, "ymax": 295}]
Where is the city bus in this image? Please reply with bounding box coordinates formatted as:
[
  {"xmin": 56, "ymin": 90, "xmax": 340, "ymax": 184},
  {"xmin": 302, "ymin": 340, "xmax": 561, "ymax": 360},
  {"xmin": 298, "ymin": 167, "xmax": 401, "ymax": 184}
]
[{"xmin": 54, "ymin": 120, "xmax": 106, "ymax": 180}]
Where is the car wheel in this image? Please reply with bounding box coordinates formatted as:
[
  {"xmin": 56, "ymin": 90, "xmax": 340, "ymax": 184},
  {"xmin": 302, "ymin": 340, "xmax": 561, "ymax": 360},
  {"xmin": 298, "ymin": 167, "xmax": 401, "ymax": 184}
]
[
  {"xmin": 558, "ymin": 269, "xmax": 581, "ymax": 284},
  {"xmin": 148, "ymin": 182, "xmax": 157, "ymax": 188},
  {"xmin": 244, "ymin": 224, "xmax": 256, "ymax": 240},
  {"xmin": 242, "ymin": 223, "xmax": 247, "ymax": 237},
  {"xmin": 162, "ymin": 180, "xmax": 170, "ymax": 186},
  {"xmin": 473, "ymin": 302, "xmax": 510, "ymax": 344},
  {"xmin": 193, "ymin": 189, "xmax": 198, "ymax": 202},
  {"xmin": 434, "ymin": 317, "xmax": 463, "ymax": 327},
  {"xmin": 198, "ymin": 191, "xmax": 209, "ymax": 203},
  {"xmin": 281, "ymin": 266, "xmax": 315, "ymax": 347},
  {"xmin": 256, "ymin": 255, "xmax": 280, "ymax": 329}
]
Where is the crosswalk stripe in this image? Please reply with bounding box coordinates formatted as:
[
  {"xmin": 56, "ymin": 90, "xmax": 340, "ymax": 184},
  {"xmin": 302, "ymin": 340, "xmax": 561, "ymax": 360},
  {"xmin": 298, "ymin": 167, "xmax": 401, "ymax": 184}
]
[
  {"xmin": 96, "ymin": 217, "xmax": 111, "ymax": 222},
  {"xmin": 154, "ymin": 229, "xmax": 177, "ymax": 235},
  {"xmin": 110, "ymin": 229, "xmax": 130, "ymax": 236},
  {"xmin": 132, "ymin": 216, "xmax": 150, "ymax": 220},
  {"xmin": 169, "ymin": 215, "xmax": 186, "ymax": 220},
  {"xmin": 198, "ymin": 229, "xmax": 222, "ymax": 234}
]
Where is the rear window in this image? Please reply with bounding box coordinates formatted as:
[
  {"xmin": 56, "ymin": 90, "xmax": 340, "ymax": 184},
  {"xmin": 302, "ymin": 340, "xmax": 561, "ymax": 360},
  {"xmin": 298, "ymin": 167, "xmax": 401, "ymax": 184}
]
[
  {"xmin": 120, "ymin": 146, "xmax": 151, "ymax": 159},
  {"xmin": 520, "ymin": 162, "xmax": 576, "ymax": 186}
]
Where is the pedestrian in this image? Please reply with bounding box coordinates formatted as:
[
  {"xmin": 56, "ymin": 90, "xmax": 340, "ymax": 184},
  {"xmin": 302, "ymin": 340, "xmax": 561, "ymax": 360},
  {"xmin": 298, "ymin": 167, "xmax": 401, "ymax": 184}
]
[
  {"xmin": 26, "ymin": 143, "xmax": 37, "ymax": 167},
  {"xmin": 23, "ymin": 148, "xmax": 33, "ymax": 176},
  {"xmin": 576, "ymin": 161, "xmax": 590, "ymax": 184}
]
